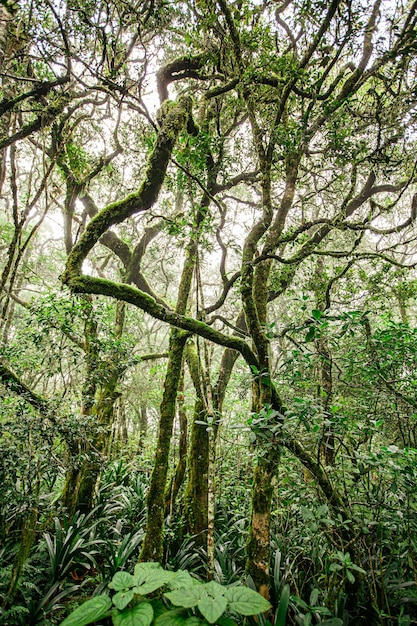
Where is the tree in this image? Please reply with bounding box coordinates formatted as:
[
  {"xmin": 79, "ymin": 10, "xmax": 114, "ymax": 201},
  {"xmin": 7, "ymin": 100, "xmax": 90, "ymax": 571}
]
[{"xmin": 1, "ymin": 0, "xmax": 417, "ymax": 620}]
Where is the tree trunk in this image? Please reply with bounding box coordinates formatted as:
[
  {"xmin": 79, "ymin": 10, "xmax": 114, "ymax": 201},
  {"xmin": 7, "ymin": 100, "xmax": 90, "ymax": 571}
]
[
  {"xmin": 140, "ymin": 330, "xmax": 187, "ymax": 562},
  {"xmin": 61, "ymin": 300, "xmax": 126, "ymax": 514},
  {"xmin": 3, "ymin": 500, "xmax": 38, "ymax": 609},
  {"xmin": 184, "ymin": 398, "xmax": 209, "ymax": 542},
  {"xmin": 165, "ymin": 370, "xmax": 187, "ymax": 517},
  {"xmin": 140, "ymin": 179, "xmax": 208, "ymax": 560},
  {"xmin": 317, "ymin": 335, "xmax": 335, "ymax": 466},
  {"xmin": 313, "ymin": 257, "xmax": 335, "ymax": 465},
  {"xmin": 183, "ymin": 341, "xmax": 209, "ymax": 544},
  {"xmin": 137, "ymin": 399, "xmax": 148, "ymax": 453},
  {"xmin": 246, "ymin": 453, "xmax": 279, "ymax": 597}
]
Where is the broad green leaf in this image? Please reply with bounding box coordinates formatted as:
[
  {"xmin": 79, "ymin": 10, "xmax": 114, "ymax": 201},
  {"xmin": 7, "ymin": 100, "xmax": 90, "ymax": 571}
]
[
  {"xmin": 113, "ymin": 590, "xmax": 135, "ymax": 611},
  {"xmin": 316, "ymin": 505, "xmax": 328, "ymax": 518},
  {"xmin": 165, "ymin": 586, "xmax": 205, "ymax": 608},
  {"xmin": 134, "ymin": 563, "xmax": 163, "ymax": 586},
  {"xmin": 313, "ymin": 607, "xmax": 331, "ymax": 616},
  {"xmin": 198, "ymin": 593, "xmax": 227, "ymax": 623},
  {"xmin": 169, "ymin": 570, "xmax": 195, "ymax": 590},
  {"xmin": 155, "ymin": 608, "xmax": 189, "ymax": 626},
  {"xmin": 134, "ymin": 564, "xmax": 174, "ymax": 593},
  {"xmin": 311, "ymin": 309, "xmax": 322, "ymax": 320},
  {"xmin": 134, "ymin": 562, "xmax": 164, "ymax": 580},
  {"xmin": 110, "ymin": 572, "xmax": 135, "ymax": 591},
  {"xmin": 112, "ymin": 602, "xmax": 154, "ymax": 626},
  {"xmin": 203, "ymin": 581, "xmax": 225, "ymax": 597},
  {"xmin": 329, "ymin": 564, "xmax": 342, "ymax": 572},
  {"xmin": 134, "ymin": 574, "xmax": 174, "ymax": 595},
  {"xmin": 291, "ymin": 596, "xmax": 309, "ymax": 611},
  {"xmin": 275, "ymin": 584, "xmax": 290, "ymax": 626},
  {"xmin": 225, "ymin": 587, "xmax": 271, "ymax": 616},
  {"xmin": 60, "ymin": 595, "xmax": 112, "ymax": 626},
  {"xmin": 319, "ymin": 620, "xmax": 343, "ymax": 626}
]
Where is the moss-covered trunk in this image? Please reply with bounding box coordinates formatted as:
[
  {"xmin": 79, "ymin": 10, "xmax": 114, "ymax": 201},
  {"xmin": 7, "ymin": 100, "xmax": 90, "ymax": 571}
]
[
  {"xmin": 183, "ymin": 341, "xmax": 209, "ymax": 543},
  {"xmin": 184, "ymin": 397, "xmax": 209, "ymax": 542},
  {"xmin": 80, "ymin": 383, "xmax": 121, "ymax": 510},
  {"xmin": 140, "ymin": 224, "xmax": 210, "ymax": 561},
  {"xmin": 246, "ymin": 454, "xmax": 279, "ymax": 596},
  {"xmin": 137, "ymin": 400, "xmax": 148, "ymax": 453},
  {"xmin": 61, "ymin": 300, "xmax": 124, "ymax": 515},
  {"xmin": 61, "ymin": 461, "xmax": 84, "ymax": 519},
  {"xmin": 245, "ymin": 377, "xmax": 282, "ymax": 598},
  {"xmin": 3, "ymin": 499, "xmax": 38, "ymax": 609},
  {"xmin": 312, "ymin": 257, "xmax": 335, "ymax": 466},
  {"xmin": 317, "ymin": 335, "xmax": 335, "ymax": 466},
  {"xmin": 165, "ymin": 370, "xmax": 187, "ymax": 517},
  {"xmin": 140, "ymin": 330, "xmax": 187, "ymax": 562},
  {"xmin": 62, "ymin": 365, "xmax": 123, "ymax": 514},
  {"xmin": 139, "ymin": 105, "xmax": 216, "ymax": 558},
  {"xmin": 241, "ymin": 144, "xmax": 300, "ymax": 597}
]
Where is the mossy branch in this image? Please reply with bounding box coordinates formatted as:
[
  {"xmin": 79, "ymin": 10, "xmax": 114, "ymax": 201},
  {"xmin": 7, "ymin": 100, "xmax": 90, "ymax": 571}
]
[
  {"xmin": 0, "ymin": 75, "xmax": 70, "ymax": 117},
  {"xmin": 0, "ymin": 361, "xmax": 51, "ymax": 415},
  {"xmin": 0, "ymin": 101, "xmax": 67, "ymax": 150},
  {"xmin": 61, "ymin": 94, "xmax": 260, "ymax": 372},
  {"xmin": 62, "ymin": 96, "xmax": 193, "ymax": 279},
  {"xmin": 61, "ymin": 274, "xmax": 259, "ymax": 371}
]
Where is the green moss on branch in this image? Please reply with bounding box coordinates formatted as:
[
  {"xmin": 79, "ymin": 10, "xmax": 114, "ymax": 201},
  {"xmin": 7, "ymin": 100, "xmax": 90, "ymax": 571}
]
[
  {"xmin": 0, "ymin": 361, "xmax": 50, "ymax": 414},
  {"xmin": 62, "ymin": 274, "xmax": 259, "ymax": 370},
  {"xmin": 62, "ymin": 96, "xmax": 193, "ymax": 278}
]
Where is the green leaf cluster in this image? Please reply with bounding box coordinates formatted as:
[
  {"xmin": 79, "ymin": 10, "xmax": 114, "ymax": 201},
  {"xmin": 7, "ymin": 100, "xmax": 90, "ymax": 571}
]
[{"xmin": 59, "ymin": 562, "xmax": 271, "ymax": 626}]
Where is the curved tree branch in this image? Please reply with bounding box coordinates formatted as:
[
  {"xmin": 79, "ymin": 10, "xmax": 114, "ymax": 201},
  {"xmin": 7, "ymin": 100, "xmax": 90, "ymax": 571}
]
[
  {"xmin": 62, "ymin": 96, "xmax": 194, "ymax": 280},
  {"xmin": 0, "ymin": 361, "xmax": 51, "ymax": 415}
]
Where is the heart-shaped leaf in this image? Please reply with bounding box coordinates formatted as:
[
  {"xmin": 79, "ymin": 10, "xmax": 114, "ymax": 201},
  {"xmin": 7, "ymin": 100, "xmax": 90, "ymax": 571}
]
[
  {"xmin": 109, "ymin": 572, "xmax": 135, "ymax": 591},
  {"xmin": 133, "ymin": 564, "xmax": 174, "ymax": 593},
  {"xmin": 198, "ymin": 593, "xmax": 228, "ymax": 623},
  {"xmin": 155, "ymin": 608, "xmax": 189, "ymax": 626},
  {"xmin": 112, "ymin": 601, "xmax": 154, "ymax": 626},
  {"xmin": 203, "ymin": 581, "xmax": 225, "ymax": 598},
  {"xmin": 60, "ymin": 595, "xmax": 112, "ymax": 626},
  {"xmin": 225, "ymin": 587, "xmax": 271, "ymax": 616},
  {"xmin": 165, "ymin": 585, "xmax": 204, "ymax": 609},
  {"xmin": 113, "ymin": 590, "xmax": 135, "ymax": 611},
  {"xmin": 168, "ymin": 570, "xmax": 194, "ymax": 590}
]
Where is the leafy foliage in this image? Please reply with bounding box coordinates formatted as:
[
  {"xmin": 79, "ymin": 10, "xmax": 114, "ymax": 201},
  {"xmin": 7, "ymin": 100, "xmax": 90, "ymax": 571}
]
[
  {"xmin": 1, "ymin": 0, "xmax": 417, "ymax": 624},
  {"xmin": 59, "ymin": 563, "xmax": 271, "ymax": 626}
]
